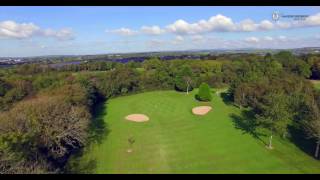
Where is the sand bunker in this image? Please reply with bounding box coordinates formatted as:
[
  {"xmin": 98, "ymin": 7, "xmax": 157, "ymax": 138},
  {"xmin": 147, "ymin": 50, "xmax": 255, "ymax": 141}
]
[
  {"xmin": 192, "ymin": 106, "xmax": 212, "ymax": 115},
  {"xmin": 125, "ymin": 114, "xmax": 149, "ymax": 122}
]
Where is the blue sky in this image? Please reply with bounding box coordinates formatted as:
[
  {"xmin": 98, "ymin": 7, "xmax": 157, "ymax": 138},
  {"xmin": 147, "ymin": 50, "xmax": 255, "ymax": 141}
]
[{"xmin": 0, "ymin": 6, "xmax": 320, "ymax": 57}]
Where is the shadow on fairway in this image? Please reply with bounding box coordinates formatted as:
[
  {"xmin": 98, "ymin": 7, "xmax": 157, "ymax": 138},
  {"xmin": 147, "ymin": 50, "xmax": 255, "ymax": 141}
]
[
  {"xmin": 288, "ymin": 126, "xmax": 317, "ymax": 158},
  {"xmin": 220, "ymin": 91, "xmax": 234, "ymax": 106},
  {"xmin": 230, "ymin": 110, "xmax": 267, "ymax": 146},
  {"xmin": 90, "ymin": 101, "xmax": 111, "ymax": 144},
  {"xmin": 66, "ymin": 101, "xmax": 110, "ymax": 173},
  {"xmin": 66, "ymin": 156, "xmax": 97, "ymax": 174}
]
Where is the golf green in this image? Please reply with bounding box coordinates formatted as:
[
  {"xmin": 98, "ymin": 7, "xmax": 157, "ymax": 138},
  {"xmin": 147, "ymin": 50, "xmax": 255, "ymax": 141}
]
[{"xmin": 71, "ymin": 89, "xmax": 320, "ymax": 174}]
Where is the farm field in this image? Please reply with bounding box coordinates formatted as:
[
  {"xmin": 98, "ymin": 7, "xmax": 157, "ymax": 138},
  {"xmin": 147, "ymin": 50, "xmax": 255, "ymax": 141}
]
[{"xmin": 71, "ymin": 89, "xmax": 320, "ymax": 174}]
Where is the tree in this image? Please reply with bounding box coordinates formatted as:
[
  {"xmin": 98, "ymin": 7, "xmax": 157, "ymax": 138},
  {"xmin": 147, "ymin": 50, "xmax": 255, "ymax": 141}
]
[
  {"xmin": 307, "ymin": 56, "xmax": 320, "ymax": 79},
  {"xmin": 142, "ymin": 58, "xmax": 162, "ymax": 70},
  {"xmin": 300, "ymin": 93, "xmax": 320, "ymax": 159},
  {"xmin": 264, "ymin": 53, "xmax": 273, "ymax": 61},
  {"xmin": 0, "ymin": 94, "xmax": 91, "ymax": 173},
  {"xmin": 174, "ymin": 65, "xmax": 194, "ymax": 94},
  {"xmin": 273, "ymin": 51, "xmax": 296, "ymax": 66},
  {"xmin": 256, "ymin": 92, "xmax": 292, "ymax": 149},
  {"xmin": 0, "ymin": 79, "xmax": 10, "ymax": 97},
  {"xmin": 195, "ymin": 83, "xmax": 212, "ymax": 101},
  {"xmin": 292, "ymin": 60, "xmax": 311, "ymax": 78}
]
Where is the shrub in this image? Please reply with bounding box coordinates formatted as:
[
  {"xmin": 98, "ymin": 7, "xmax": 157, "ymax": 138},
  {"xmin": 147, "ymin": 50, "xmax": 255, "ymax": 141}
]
[{"xmin": 195, "ymin": 83, "xmax": 212, "ymax": 101}]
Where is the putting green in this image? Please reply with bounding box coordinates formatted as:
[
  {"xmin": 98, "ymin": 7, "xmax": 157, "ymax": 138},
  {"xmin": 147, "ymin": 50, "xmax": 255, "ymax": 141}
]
[{"xmin": 70, "ymin": 89, "xmax": 320, "ymax": 174}]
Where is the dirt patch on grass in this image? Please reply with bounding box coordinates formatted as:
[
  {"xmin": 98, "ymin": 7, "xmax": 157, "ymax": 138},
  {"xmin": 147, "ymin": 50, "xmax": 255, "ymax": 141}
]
[
  {"xmin": 125, "ymin": 114, "xmax": 149, "ymax": 122},
  {"xmin": 192, "ymin": 106, "xmax": 212, "ymax": 115}
]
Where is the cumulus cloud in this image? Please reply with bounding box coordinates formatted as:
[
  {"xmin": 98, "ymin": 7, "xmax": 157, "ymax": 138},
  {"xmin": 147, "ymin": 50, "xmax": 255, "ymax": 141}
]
[
  {"xmin": 239, "ymin": 35, "xmax": 319, "ymax": 49},
  {"xmin": 141, "ymin": 25, "xmax": 165, "ymax": 35},
  {"xmin": 244, "ymin": 35, "xmax": 292, "ymax": 45},
  {"xmin": 104, "ymin": 12, "xmax": 320, "ymax": 38},
  {"xmin": 172, "ymin": 35, "xmax": 185, "ymax": 44},
  {"xmin": 235, "ymin": 19, "xmax": 275, "ymax": 32},
  {"xmin": 278, "ymin": 35, "xmax": 287, "ymax": 41},
  {"xmin": 191, "ymin": 35, "xmax": 205, "ymax": 42},
  {"xmin": 108, "ymin": 28, "xmax": 137, "ymax": 36},
  {"xmin": 237, "ymin": 19, "xmax": 257, "ymax": 31},
  {"xmin": 42, "ymin": 28, "xmax": 75, "ymax": 40},
  {"xmin": 157, "ymin": 12, "xmax": 320, "ymax": 35},
  {"xmin": 302, "ymin": 13, "xmax": 320, "ymax": 26},
  {"xmin": 0, "ymin": 20, "xmax": 74, "ymax": 40},
  {"xmin": 165, "ymin": 14, "xmax": 278, "ymax": 35},
  {"xmin": 259, "ymin": 20, "xmax": 275, "ymax": 30},
  {"xmin": 245, "ymin": 37, "xmax": 260, "ymax": 43},
  {"xmin": 166, "ymin": 14, "xmax": 235, "ymax": 35},
  {"xmin": 0, "ymin": 20, "xmax": 39, "ymax": 39}
]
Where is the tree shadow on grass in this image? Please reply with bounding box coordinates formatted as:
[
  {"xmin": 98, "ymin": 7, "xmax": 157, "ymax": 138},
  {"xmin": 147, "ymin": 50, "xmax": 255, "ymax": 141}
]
[
  {"xmin": 230, "ymin": 109, "xmax": 267, "ymax": 146},
  {"xmin": 65, "ymin": 151, "xmax": 97, "ymax": 174},
  {"xmin": 288, "ymin": 126, "xmax": 316, "ymax": 158},
  {"xmin": 220, "ymin": 91, "xmax": 234, "ymax": 106},
  {"xmin": 89, "ymin": 101, "xmax": 111, "ymax": 144},
  {"xmin": 65, "ymin": 101, "xmax": 110, "ymax": 173}
]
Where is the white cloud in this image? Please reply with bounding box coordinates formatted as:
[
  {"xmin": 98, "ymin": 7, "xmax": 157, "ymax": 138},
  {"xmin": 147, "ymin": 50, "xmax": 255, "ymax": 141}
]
[
  {"xmin": 302, "ymin": 13, "xmax": 320, "ymax": 26},
  {"xmin": 263, "ymin": 36, "xmax": 273, "ymax": 41},
  {"xmin": 146, "ymin": 39, "xmax": 166, "ymax": 49},
  {"xmin": 103, "ymin": 12, "xmax": 320, "ymax": 38},
  {"xmin": 42, "ymin": 28, "xmax": 75, "ymax": 40},
  {"xmin": 175, "ymin": 35, "xmax": 184, "ymax": 41},
  {"xmin": 207, "ymin": 14, "xmax": 236, "ymax": 32},
  {"xmin": 243, "ymin": 35, "xmax": 292, "ymax": 46},
  {"xmin": 191, "ymin": 35, "xmax": 205, "ymax": 42},
  {"xmin": 150, "ymin": 12, "xmax": 320, "ymax": 35},
  {"xmin": 276, "ymin": 21, "xmax": 291, "ymax": 29},
  {"xmin": 239, "ymin": 35, "xmax": 319, "ymax": 49},
  {"xmin": 166, "ymin": 14, "xmax": 235, "ymax": 35},
  {"xmin": 237, "ymin": 19, "xmax": 257, "ymax": 31},
  {"xmin": 141, "ymin": 25, "xmax": 165, "ymax": 35},
  {"xmin": 278, "ymin": 35, "xmax": 287, "ymax": 41},
  {"xmin": 0, "ymin": 20, "xmax": 39, "ymax": 39},
  {"xmin": 259, "ymin": 20, "xmax": 274, "ymax": 30},
  {"xmin": 245, "ymin": 37, "xmax": 260, "ymax": 43},
  {"xmin": 0, "ymin": 20, "xmax": 74, "ymax": 40},
  {"xmin": 108, "ymin": 28, "xmax": 137, "ymax": 36},
  {"xmin": 172, "ymin": 35, "xmax": 185, "ymax": 45},
  {"xmin": 166, "ymin": 19, "xmax": 196, "ymax": 35}
]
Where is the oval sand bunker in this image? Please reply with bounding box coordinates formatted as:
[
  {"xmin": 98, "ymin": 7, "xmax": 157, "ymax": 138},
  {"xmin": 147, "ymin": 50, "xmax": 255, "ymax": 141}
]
[
  {"xmin": 125, "ymin": 114, "xmax": 149, "ymax": 122},
  {"xmin": 192, "ymin": 106, "xmax": 212, "ymax": 115}
]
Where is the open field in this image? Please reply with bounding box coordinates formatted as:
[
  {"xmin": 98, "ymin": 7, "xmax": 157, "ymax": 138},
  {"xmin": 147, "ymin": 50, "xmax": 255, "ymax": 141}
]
[{"xmin": 71, "ymin": 89, "xmax": 320, "ymax": 174}]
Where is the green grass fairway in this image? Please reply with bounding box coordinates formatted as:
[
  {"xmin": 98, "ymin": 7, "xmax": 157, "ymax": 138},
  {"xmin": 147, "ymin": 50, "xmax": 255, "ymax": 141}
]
[
  {"xmin": 310, "ymin": 80, "xmax": 320, "ymax": 90},
  {"xmin": 72, "ymin": 89, "xmax": 320, "ymax": 174}
]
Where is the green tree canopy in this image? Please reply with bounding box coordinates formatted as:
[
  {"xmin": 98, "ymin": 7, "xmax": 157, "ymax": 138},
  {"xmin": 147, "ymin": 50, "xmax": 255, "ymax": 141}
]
[
  {"xmin": 195, "ymin": 82, "xmax": 212, "ymax": 101},
  {"xmin": 174, "ymin": 65, "xmax": 194, "ymax": 93}
]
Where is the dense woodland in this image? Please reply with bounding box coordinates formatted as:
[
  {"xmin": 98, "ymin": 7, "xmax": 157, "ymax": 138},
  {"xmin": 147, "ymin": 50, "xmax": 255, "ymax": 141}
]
[{"xmin": 0, "ymin": 51, "xmax": 320, "ymax": 173}]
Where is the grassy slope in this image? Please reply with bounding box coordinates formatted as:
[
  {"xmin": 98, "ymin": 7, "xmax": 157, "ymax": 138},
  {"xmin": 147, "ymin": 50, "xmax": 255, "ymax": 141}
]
[
  {"xmin": 314, "ymin": 83, "xmax": 320, "ymax": 90},
  {"xmin": 75, "ymin": 89, "xmax": 320, "ymax": 174},
  {"xmin": 309, "ymin": 80, "xmax": 320, "ymax": 90}
]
